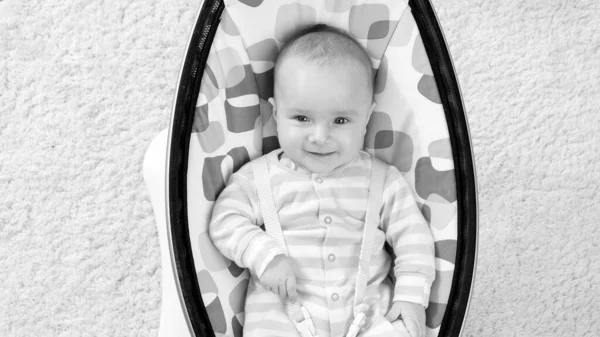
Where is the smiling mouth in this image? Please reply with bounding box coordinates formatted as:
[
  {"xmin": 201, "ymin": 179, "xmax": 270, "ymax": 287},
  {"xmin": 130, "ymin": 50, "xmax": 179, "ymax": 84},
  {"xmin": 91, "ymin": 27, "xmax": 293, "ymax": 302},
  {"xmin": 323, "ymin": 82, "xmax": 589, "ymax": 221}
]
[{"xmin": 307, "ymin": 151, "xmax": 335, "ymax": 157}]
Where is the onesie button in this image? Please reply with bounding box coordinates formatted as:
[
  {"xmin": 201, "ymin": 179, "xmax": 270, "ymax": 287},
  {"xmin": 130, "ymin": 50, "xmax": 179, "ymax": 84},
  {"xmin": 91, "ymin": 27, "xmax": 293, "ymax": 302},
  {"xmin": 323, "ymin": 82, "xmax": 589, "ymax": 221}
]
[
  {"xmin": 331, "ymin": 293, "xmax": 339, "ymax": 301},
  {"xmin": 324, "ymin": 216, "xmax": 332, "ymax": 224},
  {"xmin": 315, "ymin": 177, "xmax": 323, "ymax": 183},
  {"xmin": 328, "ymin": 254, "xmax": 336, "ymax": 262}
]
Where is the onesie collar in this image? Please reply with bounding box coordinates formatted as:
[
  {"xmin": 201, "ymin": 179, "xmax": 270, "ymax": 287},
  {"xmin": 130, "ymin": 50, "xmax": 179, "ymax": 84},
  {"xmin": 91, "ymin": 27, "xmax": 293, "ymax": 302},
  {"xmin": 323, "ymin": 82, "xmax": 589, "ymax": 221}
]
[{"xmin": 273, "ymin": 149, "xmax": 361, "ymax": 177}]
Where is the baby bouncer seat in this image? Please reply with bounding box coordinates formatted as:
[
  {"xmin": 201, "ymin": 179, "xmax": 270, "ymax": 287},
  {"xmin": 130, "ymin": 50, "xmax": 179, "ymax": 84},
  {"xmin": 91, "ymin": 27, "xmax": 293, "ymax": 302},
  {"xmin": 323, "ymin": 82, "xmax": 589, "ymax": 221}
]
[{"xmin": 143, "ymin": 0, "xmax": 478, "ymax": 336}]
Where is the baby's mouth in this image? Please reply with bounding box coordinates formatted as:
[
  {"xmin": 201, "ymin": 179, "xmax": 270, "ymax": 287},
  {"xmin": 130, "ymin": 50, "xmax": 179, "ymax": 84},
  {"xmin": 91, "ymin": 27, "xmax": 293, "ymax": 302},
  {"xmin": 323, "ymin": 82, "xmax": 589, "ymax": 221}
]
[{"xmin": 306, "ymin": 151, "xmax": 335, "ymax": 157}]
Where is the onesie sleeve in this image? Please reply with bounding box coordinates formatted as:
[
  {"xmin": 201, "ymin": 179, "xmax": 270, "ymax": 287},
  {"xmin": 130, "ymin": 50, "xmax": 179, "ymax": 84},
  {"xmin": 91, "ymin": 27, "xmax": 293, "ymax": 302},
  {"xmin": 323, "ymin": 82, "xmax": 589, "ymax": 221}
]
[
  {"xmin": 380, "ymin": 165, "xmax": 436, "ymax": 307},
  {"xmin": 208, "ymin": 163, "xmax": 287, "ymax": 277}
]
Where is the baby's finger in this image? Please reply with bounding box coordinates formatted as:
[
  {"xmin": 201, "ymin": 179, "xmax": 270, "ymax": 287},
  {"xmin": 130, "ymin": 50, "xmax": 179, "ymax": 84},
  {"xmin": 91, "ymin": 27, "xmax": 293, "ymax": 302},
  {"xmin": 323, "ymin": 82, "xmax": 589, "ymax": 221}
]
[
  {"xmin": 286, "ymin": 277, "xmax": 297, "ymax": 303},
  {"xmin": 277, "ymin": 283, "xmax": 287, "ymax": 299},
  {"xmin": 403, "ymin": 317, "xmax": 422, "ymax": 337},
  {"xmin": 384, "ymin": 305, "xmax": 401, "ymax": 322}
]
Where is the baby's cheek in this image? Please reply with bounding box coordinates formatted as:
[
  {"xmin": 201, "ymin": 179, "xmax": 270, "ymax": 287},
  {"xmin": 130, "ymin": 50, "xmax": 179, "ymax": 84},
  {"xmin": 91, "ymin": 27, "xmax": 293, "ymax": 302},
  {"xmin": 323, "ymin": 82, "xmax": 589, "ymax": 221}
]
[
  {"xmin": 339, "ymin": 129, "xmax": 364, "ymax": 152},
  {"xmin": 278, "ymin": 133, "xmax": 300, "ymax": 152}
]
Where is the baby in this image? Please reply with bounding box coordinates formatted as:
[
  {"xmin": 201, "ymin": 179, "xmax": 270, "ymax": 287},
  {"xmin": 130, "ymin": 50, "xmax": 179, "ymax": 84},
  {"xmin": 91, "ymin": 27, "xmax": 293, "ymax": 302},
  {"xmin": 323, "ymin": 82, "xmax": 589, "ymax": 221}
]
[{"xmin": 209, "ymin": 25, "xmax": 435, "ymax": 337}]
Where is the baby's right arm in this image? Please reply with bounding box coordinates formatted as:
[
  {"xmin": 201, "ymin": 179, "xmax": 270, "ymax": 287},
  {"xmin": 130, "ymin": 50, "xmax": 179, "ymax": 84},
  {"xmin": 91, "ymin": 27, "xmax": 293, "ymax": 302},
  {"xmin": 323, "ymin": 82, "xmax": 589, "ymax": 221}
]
[{"xmin": 208, "ymin": 167, "xmax": 287, "ymax": 277}]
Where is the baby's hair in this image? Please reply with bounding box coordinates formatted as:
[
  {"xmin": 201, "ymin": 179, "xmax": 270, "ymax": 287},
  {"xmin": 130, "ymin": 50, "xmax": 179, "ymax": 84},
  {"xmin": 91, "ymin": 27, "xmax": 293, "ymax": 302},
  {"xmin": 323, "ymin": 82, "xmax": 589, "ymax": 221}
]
[{"xmin": 274, "ymin": 24, "xmax": 374, "ymax": 93}]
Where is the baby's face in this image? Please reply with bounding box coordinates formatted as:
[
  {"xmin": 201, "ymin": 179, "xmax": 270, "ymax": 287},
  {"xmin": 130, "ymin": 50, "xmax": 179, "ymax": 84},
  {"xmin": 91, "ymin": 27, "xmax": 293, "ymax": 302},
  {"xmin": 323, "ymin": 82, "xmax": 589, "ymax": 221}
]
[{"xmin": 271, "ymin": 56, "xmax": 375, "ymax": 174}]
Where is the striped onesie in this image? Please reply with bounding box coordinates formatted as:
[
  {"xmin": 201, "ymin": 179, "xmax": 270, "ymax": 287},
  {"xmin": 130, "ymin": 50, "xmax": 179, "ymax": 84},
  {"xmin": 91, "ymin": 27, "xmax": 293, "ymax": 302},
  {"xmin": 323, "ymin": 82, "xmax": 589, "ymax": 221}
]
[{"xmin": 209, "ymin": 149, "xmax": 436, "ymax": 337}]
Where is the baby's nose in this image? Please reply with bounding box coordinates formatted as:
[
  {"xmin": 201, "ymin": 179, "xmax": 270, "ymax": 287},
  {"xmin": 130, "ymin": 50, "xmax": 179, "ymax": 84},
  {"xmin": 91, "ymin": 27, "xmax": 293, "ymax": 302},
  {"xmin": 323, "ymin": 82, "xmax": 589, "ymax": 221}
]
[{"xmin": 308, "ymin": 124, "xmax": 330, "ymax": 143}]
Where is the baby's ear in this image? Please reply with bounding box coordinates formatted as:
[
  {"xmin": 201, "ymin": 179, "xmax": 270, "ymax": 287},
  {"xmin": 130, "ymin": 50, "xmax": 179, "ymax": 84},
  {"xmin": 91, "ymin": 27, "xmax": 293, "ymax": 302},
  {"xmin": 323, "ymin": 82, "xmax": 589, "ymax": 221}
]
[
  {"xmin": 268, "ymin": 97, "xmax": 277, "ymax": 118},
  {"xmin": 363, "ymin": 101, "xmax": 376, "ymax": 137},
  {"xmin": 367, "ymin": 101, "xmax": 376, "ymax": 121}
]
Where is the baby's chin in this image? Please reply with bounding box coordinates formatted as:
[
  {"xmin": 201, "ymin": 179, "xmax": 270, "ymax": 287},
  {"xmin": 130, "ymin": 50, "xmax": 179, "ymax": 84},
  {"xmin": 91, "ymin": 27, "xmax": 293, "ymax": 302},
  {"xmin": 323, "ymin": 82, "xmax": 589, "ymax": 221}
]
[
  {"xmin": 299, "ymin": 156, "xmax": 350, "ymax": 175},
  {"xmin": 282, "ymin": 147, "xmax": 358, "ymax": 174}
]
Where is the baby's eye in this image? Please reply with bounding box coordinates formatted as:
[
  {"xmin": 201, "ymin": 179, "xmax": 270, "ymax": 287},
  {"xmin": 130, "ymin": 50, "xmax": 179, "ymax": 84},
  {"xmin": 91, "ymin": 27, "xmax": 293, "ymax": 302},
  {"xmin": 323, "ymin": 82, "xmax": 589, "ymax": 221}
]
[
  {"xmin": 294, "ymin": 116, "xmax": 309, "ymax": 122},
  {"xmin": 334, "ymin": 117, "xmax": 349, "ymax": 124}
]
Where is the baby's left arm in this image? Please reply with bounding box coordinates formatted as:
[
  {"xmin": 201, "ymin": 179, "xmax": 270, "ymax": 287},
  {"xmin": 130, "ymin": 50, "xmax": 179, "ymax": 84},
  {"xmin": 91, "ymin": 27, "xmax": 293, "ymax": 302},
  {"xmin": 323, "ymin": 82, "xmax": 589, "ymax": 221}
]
[{"xmin": 380, "ymin": 165, "xmax": 436, "ymax": 308}]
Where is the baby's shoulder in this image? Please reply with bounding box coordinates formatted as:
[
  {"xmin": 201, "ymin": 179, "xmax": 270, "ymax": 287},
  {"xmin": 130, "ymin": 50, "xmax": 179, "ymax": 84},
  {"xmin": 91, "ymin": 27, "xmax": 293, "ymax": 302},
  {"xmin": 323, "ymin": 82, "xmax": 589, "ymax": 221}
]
[
  {"xmin": 360, "ymin": 151, "xmax": 393, "ymax": 174},
  {"xmin": 230, "ymin": 151, "xmax": 279, "ymax": 182},
  {"xmin": 363, "ymin": 152, "xmax": 387, "ymax": 168},
  {"xmin": 360, "ymin": 151, "xmax": 407, "ymax": 184},
  {"xmin": 235, "ymin": 165, "xmax": 255, "ymax": 181},
  {"xmin": 232, "ymin": 157, "xmax": 262, "ymax": 181}
]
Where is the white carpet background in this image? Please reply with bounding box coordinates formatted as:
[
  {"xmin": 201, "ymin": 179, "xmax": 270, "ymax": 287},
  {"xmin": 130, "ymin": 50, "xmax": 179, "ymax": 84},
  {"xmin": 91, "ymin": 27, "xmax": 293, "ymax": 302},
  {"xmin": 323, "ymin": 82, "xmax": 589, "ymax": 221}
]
[{"xmin": 1, "ymin": 0, "xmax": 598, "ymax": 336}]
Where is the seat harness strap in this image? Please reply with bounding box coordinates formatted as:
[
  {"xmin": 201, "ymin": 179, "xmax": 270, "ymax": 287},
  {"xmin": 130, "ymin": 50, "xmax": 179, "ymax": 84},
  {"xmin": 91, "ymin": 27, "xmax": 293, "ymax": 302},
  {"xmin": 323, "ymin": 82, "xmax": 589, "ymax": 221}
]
[
  {"xmin": 252, "ymin": 155, "xmax": 387, "ymax": 337},
  {"xmin": 346, "ymin": 157, "xmax": 386, "ymax": 337}
]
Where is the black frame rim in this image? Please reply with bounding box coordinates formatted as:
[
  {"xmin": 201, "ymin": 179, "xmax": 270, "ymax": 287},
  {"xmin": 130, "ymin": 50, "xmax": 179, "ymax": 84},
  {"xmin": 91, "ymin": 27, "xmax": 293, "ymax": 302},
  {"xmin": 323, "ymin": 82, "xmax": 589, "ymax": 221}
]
[
  {"xmin": 166, "ymin": 1, "xmax": 224, "ymax": 336},
  {"xmin": 410, "ymin": 0, "xmax": 478, "ymax": 336},
  {"xmin": 166, "ymin": 1, "xmax": 478, "ymax": 336}
]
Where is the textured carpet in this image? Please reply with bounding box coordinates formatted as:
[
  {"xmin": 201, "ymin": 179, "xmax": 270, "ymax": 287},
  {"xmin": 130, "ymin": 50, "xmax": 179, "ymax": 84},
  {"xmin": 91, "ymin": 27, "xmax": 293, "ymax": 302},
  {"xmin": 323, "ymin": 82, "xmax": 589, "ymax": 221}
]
[{"xmin": 1, "ymin": 0, "xmax": 599, "ymax": 336}]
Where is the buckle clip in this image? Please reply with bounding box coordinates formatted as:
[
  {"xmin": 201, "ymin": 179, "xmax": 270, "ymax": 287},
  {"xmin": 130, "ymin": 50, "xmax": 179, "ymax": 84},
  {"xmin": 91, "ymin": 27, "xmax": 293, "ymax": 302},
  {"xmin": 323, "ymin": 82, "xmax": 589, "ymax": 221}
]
[
  {"xmin": 345, "ymin": 304, "xmax": 369, "ymax": 337},
  {"xmin": 293, "ymin": 306, "xmax": 320, "ymax": 337}
]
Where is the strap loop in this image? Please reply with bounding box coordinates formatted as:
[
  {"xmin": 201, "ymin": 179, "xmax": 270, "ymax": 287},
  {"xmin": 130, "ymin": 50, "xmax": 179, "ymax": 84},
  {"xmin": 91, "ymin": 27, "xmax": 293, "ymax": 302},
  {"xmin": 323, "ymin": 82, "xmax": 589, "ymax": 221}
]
[{"xmin": 345, "ymin": 303, "xmax": 369, "ymax": 337}]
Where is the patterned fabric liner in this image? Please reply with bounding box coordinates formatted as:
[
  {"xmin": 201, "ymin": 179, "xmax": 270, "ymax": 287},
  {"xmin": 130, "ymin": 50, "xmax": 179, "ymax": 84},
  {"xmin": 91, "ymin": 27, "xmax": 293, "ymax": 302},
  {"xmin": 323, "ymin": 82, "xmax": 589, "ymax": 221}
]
[{"xmin": 185, "ymin": 1, "xmax": 457, "ymax": 336}]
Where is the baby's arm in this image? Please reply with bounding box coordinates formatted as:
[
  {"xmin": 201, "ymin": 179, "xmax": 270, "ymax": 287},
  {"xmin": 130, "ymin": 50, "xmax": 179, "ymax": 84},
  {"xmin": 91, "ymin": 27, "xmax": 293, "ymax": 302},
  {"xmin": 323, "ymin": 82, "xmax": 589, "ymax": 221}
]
[
  {"xmin": 380, "ymin": 165, "xmax": 436, "ymax": 336},
  {"xmin": 380, "ymin": 165, "xmax": 436, "ymax": 305},
  {"xmin": 208, "ymin": 166, "xmax": 287, "ymax": 278}
]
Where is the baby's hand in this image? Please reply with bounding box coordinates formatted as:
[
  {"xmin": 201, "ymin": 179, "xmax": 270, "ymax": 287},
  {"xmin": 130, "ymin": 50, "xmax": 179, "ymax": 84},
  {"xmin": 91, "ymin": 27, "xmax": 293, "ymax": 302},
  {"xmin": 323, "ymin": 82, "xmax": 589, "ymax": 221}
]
[
  {"xmin": 385, "ymin": 301, "xmax": 426, "ymax": 337},
  {"xmin": 259, "ymin": 255, "xmax": 298, "ymax": 303}
]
